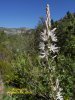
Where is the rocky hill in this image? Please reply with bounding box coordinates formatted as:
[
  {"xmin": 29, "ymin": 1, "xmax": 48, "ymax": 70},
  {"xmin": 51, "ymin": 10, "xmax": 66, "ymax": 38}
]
[{"xmin": 0, "ymin": 27, "xmax": 33, "ymax": 34}]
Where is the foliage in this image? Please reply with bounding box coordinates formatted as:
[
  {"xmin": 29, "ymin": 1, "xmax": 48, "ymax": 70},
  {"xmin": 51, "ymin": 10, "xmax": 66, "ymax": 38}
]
[
  {"xmin": 54, "ymin": 12, "xmax": 75, "ymax": 99},
  {"xmin": 0, "ymin": 12, "xmax": 75, "ymax": 100}
]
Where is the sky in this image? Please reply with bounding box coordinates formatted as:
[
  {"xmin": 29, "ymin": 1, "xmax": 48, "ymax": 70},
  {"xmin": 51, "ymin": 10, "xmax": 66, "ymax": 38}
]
[{"xmin": 0, "ymin": 0, "xmax": 75, "ymax": 28}]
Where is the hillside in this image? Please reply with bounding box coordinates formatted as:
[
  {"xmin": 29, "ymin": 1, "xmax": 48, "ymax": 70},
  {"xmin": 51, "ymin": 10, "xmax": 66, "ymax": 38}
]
[{"xmin": 0, "ymin": 12, "xmax": 75, "ymax": 100}]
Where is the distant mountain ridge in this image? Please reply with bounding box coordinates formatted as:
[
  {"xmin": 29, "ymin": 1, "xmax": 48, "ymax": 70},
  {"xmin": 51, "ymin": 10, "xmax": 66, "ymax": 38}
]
[{"xmin": 0, "ymin": 27, "xmax": 33, "ymax": 34}]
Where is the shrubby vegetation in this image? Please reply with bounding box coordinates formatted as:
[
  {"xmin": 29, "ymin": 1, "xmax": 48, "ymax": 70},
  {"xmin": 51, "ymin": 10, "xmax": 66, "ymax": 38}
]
[{"xmin": 0, "ymin": 12, "xmax": 75, "ymax": 100}]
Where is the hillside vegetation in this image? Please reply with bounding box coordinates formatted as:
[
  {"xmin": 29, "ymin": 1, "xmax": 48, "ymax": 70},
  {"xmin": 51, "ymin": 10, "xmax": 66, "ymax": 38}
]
[{"xmin": 0, "ymin": 12, "xmax": 75, "ymax": 100}]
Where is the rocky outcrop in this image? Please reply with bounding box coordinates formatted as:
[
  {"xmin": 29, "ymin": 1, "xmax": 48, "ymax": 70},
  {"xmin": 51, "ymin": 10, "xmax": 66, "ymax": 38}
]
[{"xmin": 0, "ymin": 27, "xmax": 33, "ymax": 35}]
